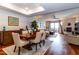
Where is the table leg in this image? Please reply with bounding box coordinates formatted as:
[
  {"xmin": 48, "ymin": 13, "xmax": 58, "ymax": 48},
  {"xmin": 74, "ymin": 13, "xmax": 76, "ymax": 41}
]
[{"xmin": 23, "ymin": 41, "xmax": 32, "ymax": 50}]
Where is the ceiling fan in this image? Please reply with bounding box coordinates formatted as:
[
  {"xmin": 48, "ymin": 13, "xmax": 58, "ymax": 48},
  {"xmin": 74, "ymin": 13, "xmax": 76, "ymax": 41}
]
[{"xmin": 53, "ymin": 14, "xmax": 59, "ymax": 19}]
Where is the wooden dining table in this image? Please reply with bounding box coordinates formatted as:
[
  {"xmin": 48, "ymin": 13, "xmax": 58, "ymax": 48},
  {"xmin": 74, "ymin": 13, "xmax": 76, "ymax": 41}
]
[
  {"xmin": 20, "ymin": 32, "xmax": 36, "ymax": 50},
  {"xmin": 20, "ymin": 34, "xmax": 36, "ymax": 40}
]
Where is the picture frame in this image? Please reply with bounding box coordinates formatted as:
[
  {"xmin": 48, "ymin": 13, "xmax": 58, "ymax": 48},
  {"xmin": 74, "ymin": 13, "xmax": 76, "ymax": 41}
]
[{"xmin": 8, "ymin": 16, "xmax": 19, "ymax": 26}]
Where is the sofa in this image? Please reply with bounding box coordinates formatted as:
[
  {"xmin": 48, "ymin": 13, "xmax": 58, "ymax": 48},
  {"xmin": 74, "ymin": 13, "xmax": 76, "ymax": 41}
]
[{"xmin": 64, "ymin": 32, "xmax": 79, "ymax": 45}]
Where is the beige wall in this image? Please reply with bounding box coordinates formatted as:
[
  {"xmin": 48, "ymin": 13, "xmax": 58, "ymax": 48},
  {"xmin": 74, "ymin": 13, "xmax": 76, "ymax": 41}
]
[
  {"xmin": 0, "ymin": 7, "xmax": 30, "ymax": 31},
  {"xmin": 61, "ymin": 16, "xmax": 79, "ymax": 32},
  {"xmin": 29, "ymin": 8, "xmax": 79, "ymax": 32}
]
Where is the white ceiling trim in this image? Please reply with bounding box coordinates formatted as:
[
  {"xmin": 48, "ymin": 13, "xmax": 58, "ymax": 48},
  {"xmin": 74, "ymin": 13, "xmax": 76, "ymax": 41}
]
[
  {"xmin": 1, "ymin": 3, "xmax": 79, "ymax": 16},
  {"xmin": 0, "ymin": 3, "xmax": 45, "ymax": 15}
]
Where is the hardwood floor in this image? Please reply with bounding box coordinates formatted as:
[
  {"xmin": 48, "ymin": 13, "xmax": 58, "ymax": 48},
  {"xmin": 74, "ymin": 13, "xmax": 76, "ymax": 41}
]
[
  {"xmin": 0, "ymin": 32, "xmax": 79, "ymax": 55},
  {"xmin": 45, "ymin": 33, "xmax": 76, "ymax": 55},
  {"xmin": 0, "ymin": 44, "xmax": 13, "ymax": 55},
  {"xmin": 69, "ymin": 44, "xmax": 79, "ymax": 54}
]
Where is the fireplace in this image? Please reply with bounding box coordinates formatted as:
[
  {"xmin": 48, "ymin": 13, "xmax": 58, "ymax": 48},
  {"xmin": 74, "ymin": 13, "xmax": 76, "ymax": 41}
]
[{"xmin": 66, "ymin": 27, "xmax": 72, "ymax": 32}]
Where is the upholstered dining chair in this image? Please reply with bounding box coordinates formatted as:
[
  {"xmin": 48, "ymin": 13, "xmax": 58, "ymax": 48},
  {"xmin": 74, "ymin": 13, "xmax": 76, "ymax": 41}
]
[
  {"xmin": 12, "ymin": 32, "xmax": 29, "ymax": 55},
  {"xmin": 22, "ymin": 30, "xmax": 30, "ymax": 37},
  {"xmin": 28, "ymin": 30, "xmax": 32, "ymax": 33},
  {"xmin": 40, "ymin": 30, "xmax": 44, "ymax": 34},
  {"xmin": 41, "ymin": 31, "xmax": 46, "ymax": 46},
  {"xmin": 22, "ymin": 31, "xmax": 28, "ymax": 35},
  {"xmin": 30, "ymin": 32, "xmax": 42, "ymax": 51}
]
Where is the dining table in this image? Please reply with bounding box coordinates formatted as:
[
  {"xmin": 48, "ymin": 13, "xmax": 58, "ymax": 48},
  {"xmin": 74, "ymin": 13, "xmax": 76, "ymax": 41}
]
[{"xmin": 20, "ymin": 32, "xmax": 36, "ymax": 50}]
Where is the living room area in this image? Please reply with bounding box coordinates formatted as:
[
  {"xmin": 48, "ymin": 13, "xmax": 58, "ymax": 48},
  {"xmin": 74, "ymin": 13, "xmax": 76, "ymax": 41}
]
[{"xmin": 1, "ymin": 3, "xmax": 79, "ymax": 55}]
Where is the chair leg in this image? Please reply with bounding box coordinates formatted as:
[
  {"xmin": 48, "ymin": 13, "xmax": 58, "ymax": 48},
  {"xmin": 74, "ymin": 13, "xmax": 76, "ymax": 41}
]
[
  {"xmin": 44, "ymin": 40, "xmax": 45, "ymax": 45},
  {"xmin": 36, "ymin": 44, "xmax": 37, "ymax": 51},
  {"xmin": 39, "ymin": 42, "xmax": 41, "ymax": 47},
  {"xmin": 43, "ymin": 40, "xmax": 45, "ymax": 46},
  {"xmin": 18, "ymin": 47, "xmax": 20, "ymax": 55},
  {"xmin": 14, "ymin": 46, "xmax": 16, "ymax": 52}
]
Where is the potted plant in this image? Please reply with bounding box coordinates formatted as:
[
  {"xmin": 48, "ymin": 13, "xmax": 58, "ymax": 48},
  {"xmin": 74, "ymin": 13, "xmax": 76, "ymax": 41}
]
[{"xmin": 31, "ymin": 20, "xmax": 38, "ymax": 31}]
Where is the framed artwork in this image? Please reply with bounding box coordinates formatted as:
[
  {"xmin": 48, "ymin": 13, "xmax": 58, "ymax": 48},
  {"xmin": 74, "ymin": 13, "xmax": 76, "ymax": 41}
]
[{"xmin": 8, "ymin": 16, "xmax": 19, "ymax": 26}]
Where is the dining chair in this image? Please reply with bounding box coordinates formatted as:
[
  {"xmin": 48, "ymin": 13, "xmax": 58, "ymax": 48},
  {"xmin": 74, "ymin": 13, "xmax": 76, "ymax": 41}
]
[
  {"xmin": 40, "ymin": 30, "xmax": 44, "ymax": 33},
  {"xmin": 22, "ymin": 31, "xmax": 28, "ymax": 35},
  {"xmin": 12, "ymin": 32, "xmax": 29, "ymax": 55},
  {"xmin": 28, "ymin": 30, "xmax": 32, "ymax": 33},
  {"xmin": 41, "ymin": 31, "xmax": 46, "ymax": 46},
  {"xmin": 30, "ymin": 32, "xmax": 42, "ymax": 51}
]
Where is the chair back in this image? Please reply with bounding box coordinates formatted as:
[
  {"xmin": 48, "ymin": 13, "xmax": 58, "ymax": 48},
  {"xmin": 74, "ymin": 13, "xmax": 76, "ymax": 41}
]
[
  {"xmin": 22, "ymin": 31, "xmax": 28, "ymax": 35},
  {"xmin": 12, "ymin": 32, "xmax": 21, "ymax": 46},
  {"xmin": 41, "ymin": 31, "xmax": 46, "ymax": 40},
  {"xmin": 35, "ymin": 32, "xmax": 42, "ymax": 43},
  {"xmin": 28, "ymin": 30, "xmax": 32, "ymax": 33},
  {"xmin": 40, "ymin": 30, "xmax": 44, "ymax": 34}
]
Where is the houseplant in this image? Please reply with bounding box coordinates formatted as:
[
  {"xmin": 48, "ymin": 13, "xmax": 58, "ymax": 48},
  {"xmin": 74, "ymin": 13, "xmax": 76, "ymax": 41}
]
[{"xmin": 31, "ymin": 20, "xmax": 38, "ymax": 31}]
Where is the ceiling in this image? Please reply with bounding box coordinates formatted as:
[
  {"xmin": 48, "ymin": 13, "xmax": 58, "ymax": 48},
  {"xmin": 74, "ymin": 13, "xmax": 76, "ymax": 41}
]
[{"xmin": 1, "ymin": 3, "xmax": 79, "ymax": 16}]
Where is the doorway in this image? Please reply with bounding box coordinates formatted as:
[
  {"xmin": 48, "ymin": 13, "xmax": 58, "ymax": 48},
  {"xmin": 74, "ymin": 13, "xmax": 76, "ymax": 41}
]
[{"xmin": 50, "ymin": 22, "xmax": 60, "ymax": 32}]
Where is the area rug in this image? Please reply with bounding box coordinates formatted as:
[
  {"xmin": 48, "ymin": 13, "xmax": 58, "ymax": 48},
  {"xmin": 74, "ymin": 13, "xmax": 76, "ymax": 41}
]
[{"xmin": 2, "ymin": 40, "xmax": 52, "ymax": 55}]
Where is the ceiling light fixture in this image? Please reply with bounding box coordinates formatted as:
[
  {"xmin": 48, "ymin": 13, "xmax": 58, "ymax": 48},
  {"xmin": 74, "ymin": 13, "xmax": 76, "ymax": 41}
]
[{"xmin": 53, "ymin": 14, "xmax": 59, "ymax": 19}]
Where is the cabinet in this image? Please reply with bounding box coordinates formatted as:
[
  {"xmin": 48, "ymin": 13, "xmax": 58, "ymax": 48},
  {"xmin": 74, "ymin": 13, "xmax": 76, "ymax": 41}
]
[{"xmin": 0, "ymin": 30, "xmax": 21, "ymax": 45}]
